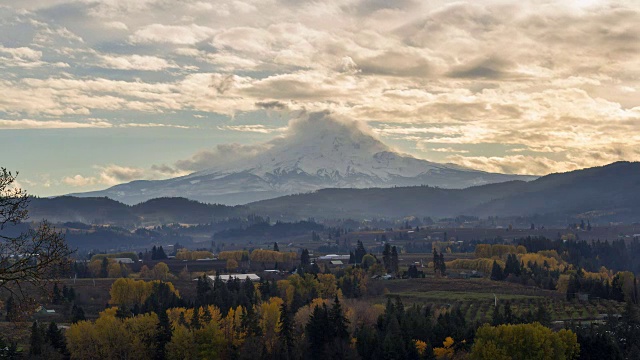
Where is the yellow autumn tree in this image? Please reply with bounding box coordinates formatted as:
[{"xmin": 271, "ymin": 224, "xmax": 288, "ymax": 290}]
[
  {"xmin": 221, "ymin": 305, "xmax": 246, "ymax": 348},
  {"xmin": 259, "ymin": 297, "xmax": 283, "ymax": 354},
  {"xmin": 414, "ymin": 339, "xmax": 428, "ymax": 357},
  {"xmin": 433, "ymin": 336, "xmax": 455, "ymax": 359},
  {"xmin": 469, "ymin": 323, "xmax": 579, "ymax": 360},
  {"xmin": 152, "ymin": 262, "xmax": 170, "ymax": 280}
]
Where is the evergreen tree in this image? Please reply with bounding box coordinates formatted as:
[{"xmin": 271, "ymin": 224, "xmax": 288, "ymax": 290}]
[
  {"xmin": 156, "ymin": 246, "xmax": 168, "ymax": 260},
  {"xmin": 46, "ymin": 321, "xmax": 67, "ymax": 355},
  {"xmin": 191, "ymin": 307, "xmax": 201, "ymax": 329},
  {"xmin": 279, "ymin": 302, "xmax": 294, "ymax": 359},
  {"xmin": 71, "ymin": 305, "xmax": 86, "ymax": 323},
  {"xmin": 273, "ymin": 242, "xmax": 279, "ymax": 252},
  {"xmin": 52, "ymin": 284, "xmax": 62, "ymax": 304},
  {"xmin": 329, "ymin": 296, "xmax": 349, "ymax": 340},
  {"xmin": 241, "ymin": 304, "xmax": 262, "ymax": 337},
  {"xmin": 391, "ymin": 246, "xmax": 399, "ymax": 274},
  {"xmin": 490, "ymin": 260, "xmax": 504, "ymax": 281},
  {"xmin": 439, "ymin": 252, "xmax": 446, "ymax": 275},
  {"xmin": 383, "ymin": 243, "xmax": 392, "ymax": 272},
  {"xmin": 100, "ymin": 257, "xmax": 109, "ymax": 278},
  {"xmin": 355, "ymin": 240, "xmax": 366, "ymax": 264},
  {"xmin": 29, "ymin": 322, "xmax": 44, "ymax": 356},
  {"xmin": 306, "ymin": 305, "xmax": 330, "ymax": 360},
  {"xmin": 301, "ymin": 249, "xmax": 310, "ymax": 267},
  {"xmin": 155, "ymin": 309, "xmax": 172, "ymax": 360}
]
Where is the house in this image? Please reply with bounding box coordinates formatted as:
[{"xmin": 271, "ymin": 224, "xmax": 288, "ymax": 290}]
[
  {"xmin": 207, "ymin": 274, "xmax": 260, "ymax": 283},
  {"xmin": 113, "ymin": 258, "xmax": 134, "ymax": 264},
  {"xmin": 35, "ymin": 306, "xmax": 55, "ymax": 315}
]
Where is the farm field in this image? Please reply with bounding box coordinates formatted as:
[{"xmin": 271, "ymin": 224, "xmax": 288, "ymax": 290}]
[{"xmin": 373, "ymin": 277, "xmax": 625, "ymax": 324}]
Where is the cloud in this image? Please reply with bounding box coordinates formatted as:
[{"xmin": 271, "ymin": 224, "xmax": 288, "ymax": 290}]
[
  {"xmin": 62, "ymin": 174, "xmax": 96, "ymax": 187},
  {"xmin": 218, "ymin": 125, "xmax": 286, "ymax": 133},
  {"xmin": 0, "ymin": 119, "xmax": 112, "ymax": 129},
  {"xmin": 446, "ymin": 155, "xmax": 581, "ymax": 176},
  {"xmin": 97, "ymin": 54, "xmax": 177, "ymax": 71},
  {"xmin": 173, "ymin": 143, "xmax": 271, "ymax": 172},
  {"xmin": 130, "ymin": 24, "xmax": 215, "ymax": 44}
]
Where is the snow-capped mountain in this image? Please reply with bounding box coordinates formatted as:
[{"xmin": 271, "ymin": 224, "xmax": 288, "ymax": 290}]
[{"xmin": 71, "ymin": 112, "xmax": 536, "ymax": 205}]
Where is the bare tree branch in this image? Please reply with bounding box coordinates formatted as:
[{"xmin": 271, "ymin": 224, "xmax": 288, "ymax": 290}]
[{"xmin": 0, "ymin": 168, "xmax": 72, "ymax": 313}]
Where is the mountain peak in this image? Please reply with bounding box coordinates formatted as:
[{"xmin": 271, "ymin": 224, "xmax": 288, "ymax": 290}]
[{"xmin": 70, "ymin": 111, "xmax": 536, "ymax": 205}]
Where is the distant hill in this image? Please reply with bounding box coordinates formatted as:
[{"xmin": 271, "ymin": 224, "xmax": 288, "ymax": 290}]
[
  {"xmin": 27, "ymin": 196, "xmax": 247, "ymax": 226},
  {"xmin": 29, "ymin": 162, "xmax": 640, "ymax": 225},
  {"xmin": 248, "ymin": 162, "xmax": 640, "ymax": 223}
]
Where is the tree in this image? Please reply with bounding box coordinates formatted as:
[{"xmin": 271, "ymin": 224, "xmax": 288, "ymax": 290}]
[
  {"xmin": 46, "ymin": 321, "xmax": 67, "ymax": 355},
  {"xmin": 156, "ymin": 309, "xmax": 172, "ymax": 360},
  {"xmin": 391, "ymin": 246, "xmax": 399, "ymax": 274},
  {"xmin": 29, "ymin": 321, "xmax": 44, "ymax": 356},
  {"xmin": 383, "ymin": 243, "xmax": 392, "ymax": 272},
  {"xmin": 355, "ymin": 240, "xmax": 366, "ymax": 264},
  {"xmin": 0, "ymin": 169, "xmax": 72, "ymax": 305},
  {"xmin": 279, "ymin": 302, "xmax": 294, "ymax": 359},
  {"xmin": 490, "ymin": 260, "xmax": 504, "ymax": 281},
  {"xmin": 301, "ymin": 249, "xmax": 310, "ymax": 267},
  {"xmin": 273, "ymin": 242, "xmax": 279, "ymax": 252},
  {"xmin": 469, "ymin": 323, "xmax": 579, "ymax": 360}
]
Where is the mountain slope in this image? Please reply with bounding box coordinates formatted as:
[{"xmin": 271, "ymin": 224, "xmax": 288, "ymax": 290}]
[
  {"xmin": 248, "ymin": 161, "xmax": 640, "ymax": 222},
  {"xmin": 70, "ymin": 112, "xmax": 535, "ymax": 205},
  {"xmin": 27, "ymin": 196, "xmax": 246, "ymax": 225}
]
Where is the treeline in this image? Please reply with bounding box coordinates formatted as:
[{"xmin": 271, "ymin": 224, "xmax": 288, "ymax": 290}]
[
  {"xmin": 515, "ymin": 236, "xmax": 640, "ymax": 274},
  {"xmin": 214, "ymin": 220, "xmax": 324, "ymax": 239},
  {"xmin": 55, "ymin": 274, "xmax": 583, "ymax": 360}
]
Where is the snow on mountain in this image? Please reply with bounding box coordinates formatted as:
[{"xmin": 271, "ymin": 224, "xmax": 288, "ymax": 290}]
[{"xmin": 70, "ymin": 112, "xmax": 536, "ymax": 205}]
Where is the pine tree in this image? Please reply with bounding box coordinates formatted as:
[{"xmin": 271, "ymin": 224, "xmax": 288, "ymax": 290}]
[
  {"xmin": 439, "ymin": 252, "xmax": 446, "ymax": 275},
  {"xmin": 71, "ymin": 305, "xmax": 86, "ymax": 323},
  {"xmin": 301, "ymin": 249, "xmax": 310, "ymax": 267},
  {"xmin": 279, "ymin": 302, "xmax": 294, "ymax": 359},
  {"xmin": 383, "ymin": 243, "xmax": 392, "ymax": 272},
  {"xmin": 191, "ymin": 307, "xmax": 201, "ymax": 329},
  {"xmin": 52, "ymin": 284, "xmax": 62, "ymax": 304},
  {"xmin": 29, "ymin": 322, "xmax": 44, "ymax": 356},
  {"xmin": 329, "ymin": 296, "xmax": 349, "ymax": 340},
  {"xmin": 273, "ymin": 242, "xmax": 279, "ymax": 252},
  {"xmin": 391, "ymin": 246, "xmax": 399, "ymax": 274},
  {"xmin": 155, "ymin": 309, "xmax": 172, "ymax": 360},
  {"xmin": 355, "ymin": 240, "xmax": 366, "ymax": 264},
  {"xmin": 306, "ymin": 305, "xmax": 330, "ymax": 360},
  {"xmin": 491, "ymin": 260, "xmax": 504, "ymax": 281},
  {"xmin": 46, "ymin": 321, "xmax": 67, "ymax": 355},
  {"xmin": 100, "ymin": 257, "xmax": 109, "ymax": 278}
]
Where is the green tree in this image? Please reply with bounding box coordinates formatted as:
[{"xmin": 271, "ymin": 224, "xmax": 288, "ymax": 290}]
[
  {"xmin": 155, "ymin": 309, "xmax": 172, "ymax": 360},
  {"xmin": 490, "ymin": 260, "xmax": 504, "ymax": 281},
  {"xmin": 29, "ymin": 321, "xmax": 44, "ymax": 356},
  {"xmin": 279, "ymin": 302, "xmax": 294, "ymax": 359}
]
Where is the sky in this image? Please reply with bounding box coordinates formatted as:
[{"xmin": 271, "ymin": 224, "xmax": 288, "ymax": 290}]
[{"xmin": 1, "ymin": 0, "xmax": 639, "ymax": 197}]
